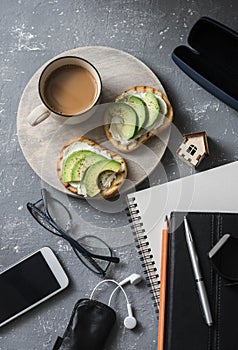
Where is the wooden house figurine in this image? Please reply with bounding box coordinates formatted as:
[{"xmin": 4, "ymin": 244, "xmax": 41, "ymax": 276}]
[{"xmin": 176, "ymin": 131, "xmax": 209, "ymax": 168}]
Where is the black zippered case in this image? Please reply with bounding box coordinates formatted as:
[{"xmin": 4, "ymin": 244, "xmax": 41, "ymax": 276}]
[{"xmin": 172, "ymin": 17, "xmax": 238, "ymax": 111}]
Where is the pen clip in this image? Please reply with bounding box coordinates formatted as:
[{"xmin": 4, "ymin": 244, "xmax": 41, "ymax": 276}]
[{"xmin": 184, "ymin": 216, "xmax": 193, "ymax": 243}]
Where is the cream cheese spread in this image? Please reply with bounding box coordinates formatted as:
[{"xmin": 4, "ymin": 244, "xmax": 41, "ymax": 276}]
[{"xmin": 63, "ymin": 142, "xmax": 112, "ymax": 161}]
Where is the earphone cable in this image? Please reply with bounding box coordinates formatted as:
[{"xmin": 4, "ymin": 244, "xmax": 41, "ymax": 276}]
[
  {"xmin": 89, "ymin": 279, "xmax": 130, "ymax": 307},
  {"xmin": 108, "ymin": 285, "xmax": 121, "ymax": 306}
]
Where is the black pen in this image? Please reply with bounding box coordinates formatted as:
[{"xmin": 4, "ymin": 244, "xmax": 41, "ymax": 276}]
[{"xmin": 184, "ymin": 216, "xmax": 213, "ymax": 327}]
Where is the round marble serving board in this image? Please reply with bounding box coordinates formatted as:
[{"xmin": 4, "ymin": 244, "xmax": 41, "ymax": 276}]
[{"xmin": 17, "ymin": 46, "xmax": 170, "ymax": 197}]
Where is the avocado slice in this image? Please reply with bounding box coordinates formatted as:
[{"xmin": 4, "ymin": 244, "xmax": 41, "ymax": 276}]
[
  {"xmin": 128, "ymin": 95, "xmax": 147, "ymax": 132},
  {"xmin": 142, "ymin": 92, "xmax": 160, "ymax": 129},
  {"xmin": 84, "ymin": 159, "xmax": 121, "ymax": 197},
  {"xmin": 71, "ymin": 152, "xmax": 107, "ymax": 182},
  {"xmin": 107, "ymin": 103, "xmax": 137, "ymax": 140},
  {"xmin": 62, "ymin": 150, "xmax": 91, "ymax": 182}
]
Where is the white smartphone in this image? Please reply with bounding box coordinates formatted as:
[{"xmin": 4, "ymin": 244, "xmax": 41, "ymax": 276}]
[{"xmin": 0, "ymin": 246, "xmax": 69, "ymax": 327}]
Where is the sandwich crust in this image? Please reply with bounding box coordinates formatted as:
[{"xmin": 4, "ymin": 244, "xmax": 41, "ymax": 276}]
[
  {"xmin": 104, "ymin": 86, "xmax": 173, "ymax": 153},
  {"xmin": 57, "ymin": 137, "xmax": 127, "ymax": 198}
]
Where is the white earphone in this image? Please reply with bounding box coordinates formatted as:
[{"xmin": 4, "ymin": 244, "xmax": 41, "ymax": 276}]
[
  {"xmin": 119, "ymin": 273, "xmax": 143, "ymax": 286},
  {"xmin": 89, "ymin": 274, "xmax": 143, "ymax": 330},
  {"xmin": 124, "ymin": 302, "xmax": 137, "ymax": 330}
]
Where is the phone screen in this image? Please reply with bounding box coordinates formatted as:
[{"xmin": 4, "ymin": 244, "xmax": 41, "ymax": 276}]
[{"xmin": 0, "ymin": 251, "xmax": 61, "ymax": 325}]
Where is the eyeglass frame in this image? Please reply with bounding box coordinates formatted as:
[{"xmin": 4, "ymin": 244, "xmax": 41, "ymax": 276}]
[{"xmin": 27, "ymin": 189, "xmax": 119, "ymax": 277}]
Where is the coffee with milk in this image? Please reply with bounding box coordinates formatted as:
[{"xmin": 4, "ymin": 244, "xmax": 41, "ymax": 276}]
[{"xmin": 44, "ymin": 64, "xmax": 98, "ymax": 116}]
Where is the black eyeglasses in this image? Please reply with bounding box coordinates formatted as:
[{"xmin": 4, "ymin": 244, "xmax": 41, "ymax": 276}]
[
  {"xmin": 208, "ymin": 233, "xmax": 238, "ymax": 286},
  {"xmin": 27, "ymin": 189, "xmax": 119, "ymax": 277}
]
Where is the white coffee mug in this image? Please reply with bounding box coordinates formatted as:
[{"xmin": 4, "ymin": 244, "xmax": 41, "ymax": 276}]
[{"xmin": 27, "ymin": 56, "xmax": 102, "ymax": 126}]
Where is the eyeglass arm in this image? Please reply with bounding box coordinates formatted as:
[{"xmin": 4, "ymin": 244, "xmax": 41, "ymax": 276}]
[
  {"xmin": 86, "ymin": 253, "xmax": 119, "ymax": 263},
  {"xmin": 41, "ymin": 188, "xmax": 50, "ymax": 217}
]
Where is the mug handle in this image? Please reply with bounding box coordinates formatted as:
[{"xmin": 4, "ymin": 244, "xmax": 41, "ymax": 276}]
[{"xmin": 27, "ymin": 105, "xmax": 51, "ymax": 126}]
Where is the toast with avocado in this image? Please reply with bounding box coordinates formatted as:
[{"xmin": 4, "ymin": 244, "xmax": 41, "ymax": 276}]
[
  {"xmin": 104, "ymin": 86, "xmax": 173, "ymax": 153},
  {"xmin": 57, "ymin": 137, "xmax": 127, "ymax": 198}
]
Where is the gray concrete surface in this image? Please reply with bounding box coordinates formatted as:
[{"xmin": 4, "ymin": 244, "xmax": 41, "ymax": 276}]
[{"xmin": 0, "ymin": 1, "xmax": 237, "ymax": 349}]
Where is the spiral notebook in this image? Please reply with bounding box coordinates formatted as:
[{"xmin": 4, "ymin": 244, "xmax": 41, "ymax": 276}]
[{"xmin": 127, "ymin": 161, "xmax": 238, "ymax": 311}]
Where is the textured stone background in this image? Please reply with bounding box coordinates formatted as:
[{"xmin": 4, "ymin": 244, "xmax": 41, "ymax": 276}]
[{"xmin": 0, "ymin": 1, "xmax": 237, "ymax": 349}]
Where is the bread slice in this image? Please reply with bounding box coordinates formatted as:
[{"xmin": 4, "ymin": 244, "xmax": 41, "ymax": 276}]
[
  {"xmin": 104, "ymin": 86, "xmax": 173, "ymax": 153},
  {"xmin": 57, "ymin": 137, "xmax": 127, "ymax": 198}
]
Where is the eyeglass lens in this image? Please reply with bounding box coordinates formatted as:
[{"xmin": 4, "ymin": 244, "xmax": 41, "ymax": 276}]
[
  {"xmin": 73, "ymin": 235, "xmax": 112, "ymax": 274},
  {"xmin": 210, "ymin": 235, "xmax": 238, "ymax": 281},
  {"xmin": 31, "ymin": 196, "xmax": 72, "ymax": 234}
]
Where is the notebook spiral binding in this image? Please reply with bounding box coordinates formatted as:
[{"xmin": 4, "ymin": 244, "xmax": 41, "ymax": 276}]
[{"xmin": 126, "ymin": 197, "xmax": 160, "ymax": 313}]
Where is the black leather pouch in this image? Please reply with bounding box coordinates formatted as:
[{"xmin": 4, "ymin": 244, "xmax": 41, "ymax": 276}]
[{"xmin": 53, "ymin": 298, "xmax": 116, "ymax": 350}]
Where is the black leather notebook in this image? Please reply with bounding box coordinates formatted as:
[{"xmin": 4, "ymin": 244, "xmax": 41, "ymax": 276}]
[{"xmin": 164, "ymin": 211, "xmax": 238, "ymax": 350}]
